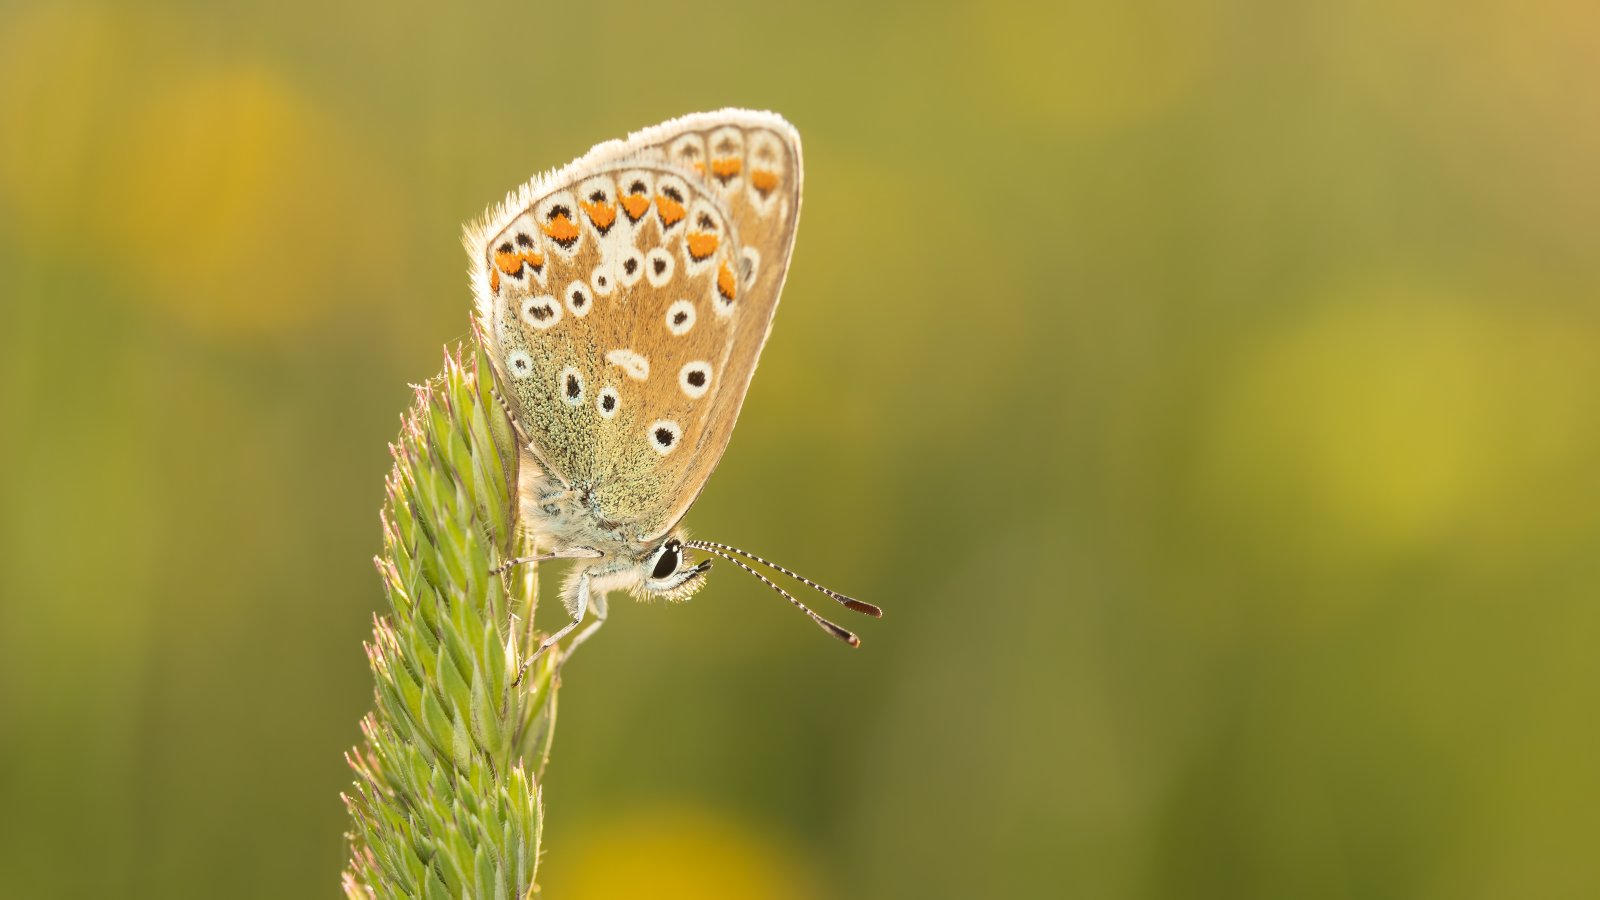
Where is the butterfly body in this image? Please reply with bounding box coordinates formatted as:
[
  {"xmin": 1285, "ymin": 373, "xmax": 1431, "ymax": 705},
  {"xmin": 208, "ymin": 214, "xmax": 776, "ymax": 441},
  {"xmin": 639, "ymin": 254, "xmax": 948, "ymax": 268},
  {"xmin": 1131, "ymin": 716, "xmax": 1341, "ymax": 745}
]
[{"xmin": 467, "ymin": 110, "xmax": 877, "ymax": 659}]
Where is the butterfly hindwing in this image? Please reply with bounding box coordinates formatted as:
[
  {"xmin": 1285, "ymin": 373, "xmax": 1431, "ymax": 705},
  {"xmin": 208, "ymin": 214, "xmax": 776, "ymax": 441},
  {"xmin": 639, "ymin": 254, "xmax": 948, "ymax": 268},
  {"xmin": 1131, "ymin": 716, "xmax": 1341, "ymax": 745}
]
[{"xmin": 467, "ymin": 110, "xmax": 803, "ymax": 541}]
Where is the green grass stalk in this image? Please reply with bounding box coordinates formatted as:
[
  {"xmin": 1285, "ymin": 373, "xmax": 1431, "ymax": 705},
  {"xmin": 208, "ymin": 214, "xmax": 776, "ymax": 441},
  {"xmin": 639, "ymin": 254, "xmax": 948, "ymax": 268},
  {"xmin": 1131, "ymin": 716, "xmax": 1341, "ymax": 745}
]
[{"xmin": 342, "ymin": 347, "xmax": 558, "ymax": 899}]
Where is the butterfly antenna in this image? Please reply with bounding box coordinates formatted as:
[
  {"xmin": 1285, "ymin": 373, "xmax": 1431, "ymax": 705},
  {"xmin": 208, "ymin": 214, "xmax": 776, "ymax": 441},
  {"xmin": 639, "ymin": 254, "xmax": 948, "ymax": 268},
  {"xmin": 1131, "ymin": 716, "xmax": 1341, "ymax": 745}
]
[
  {"xmin": 689, "ymin": 544, "xmax": 862, "ymax": 647},
  {"xmin": 687, "ymin": 540, "xmax": 882, "ymax": 617}
]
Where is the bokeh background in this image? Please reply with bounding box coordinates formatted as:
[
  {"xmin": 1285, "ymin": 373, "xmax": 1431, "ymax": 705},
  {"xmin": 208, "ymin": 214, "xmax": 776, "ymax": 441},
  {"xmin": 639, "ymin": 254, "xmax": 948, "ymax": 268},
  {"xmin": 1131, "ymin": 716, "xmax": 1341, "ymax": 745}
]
[{"xmin": 3, "ymin": 1, "xmax": 1599, "ymax": 897}]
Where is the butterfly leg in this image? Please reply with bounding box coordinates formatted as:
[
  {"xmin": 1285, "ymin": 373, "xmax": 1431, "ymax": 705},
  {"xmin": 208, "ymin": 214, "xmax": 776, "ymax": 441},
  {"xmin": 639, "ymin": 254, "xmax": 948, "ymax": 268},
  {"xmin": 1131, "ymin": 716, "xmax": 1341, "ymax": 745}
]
[
  {"xmin": 556, "ymin": 590, "xmax": 608, "ymax": 671},
  {"xmin": 510, "ymin": 568, "xmax": 590, "ymax": 688},
  {"xmin": 532, "ymin": 484, "xmax": 574, "ymax": 506},
  {"xmin": 490, "ymin": 545, "xmax": 601, "ymax": 575}
]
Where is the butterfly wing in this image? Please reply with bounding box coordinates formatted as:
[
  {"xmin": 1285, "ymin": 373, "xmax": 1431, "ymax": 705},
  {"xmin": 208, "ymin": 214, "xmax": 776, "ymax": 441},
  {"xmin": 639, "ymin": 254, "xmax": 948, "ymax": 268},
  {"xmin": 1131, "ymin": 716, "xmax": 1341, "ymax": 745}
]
[{"xmin": 466, "ymin": 110, "xmax": 802, "ymax": 542}]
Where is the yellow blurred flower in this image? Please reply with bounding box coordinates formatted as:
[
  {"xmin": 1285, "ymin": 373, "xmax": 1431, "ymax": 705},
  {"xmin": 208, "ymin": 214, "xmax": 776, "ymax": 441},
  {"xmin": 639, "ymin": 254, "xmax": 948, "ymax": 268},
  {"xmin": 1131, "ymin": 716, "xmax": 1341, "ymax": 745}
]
[
  {"xmin": 0, "ymin": 4, "xmax": 406, "ymax": 336},
  {"xmin": 544, "ymin": 806, "xmax": 823, "ymax": 900},
  {"xmin": 1197, "ymin": 279, "xmax": 1600, "ymax": 577}
]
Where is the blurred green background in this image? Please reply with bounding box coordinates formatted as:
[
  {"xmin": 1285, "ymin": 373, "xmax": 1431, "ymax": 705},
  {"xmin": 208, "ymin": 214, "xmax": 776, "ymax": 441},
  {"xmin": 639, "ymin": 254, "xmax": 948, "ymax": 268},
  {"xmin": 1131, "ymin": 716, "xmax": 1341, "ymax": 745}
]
[{"xmin": 3, "ymin": 1, "xmax": 1599, "ymax": 897}]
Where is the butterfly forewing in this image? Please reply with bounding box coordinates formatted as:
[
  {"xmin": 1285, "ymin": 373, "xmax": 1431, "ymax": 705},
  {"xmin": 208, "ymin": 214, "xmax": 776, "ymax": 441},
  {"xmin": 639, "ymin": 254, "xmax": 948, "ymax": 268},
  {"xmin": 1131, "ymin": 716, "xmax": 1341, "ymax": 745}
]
[{"xmin": 468, "ymin": 110, "xmax": 803, "ymax": 541}]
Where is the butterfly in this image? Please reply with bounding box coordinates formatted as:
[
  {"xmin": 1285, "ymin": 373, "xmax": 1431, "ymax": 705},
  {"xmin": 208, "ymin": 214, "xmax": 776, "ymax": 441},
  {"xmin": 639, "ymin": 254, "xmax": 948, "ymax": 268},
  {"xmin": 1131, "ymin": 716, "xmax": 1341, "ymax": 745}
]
[{"xmin": 465, "ymin": 109, "xmax": 880, "ymax": 666}]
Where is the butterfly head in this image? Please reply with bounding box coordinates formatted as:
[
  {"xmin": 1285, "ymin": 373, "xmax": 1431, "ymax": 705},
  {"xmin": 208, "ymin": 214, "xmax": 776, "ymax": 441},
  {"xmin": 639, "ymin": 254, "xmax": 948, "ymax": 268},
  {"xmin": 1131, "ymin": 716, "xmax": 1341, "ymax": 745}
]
[{"xmin": 632, "ymin": 535, "xmax": 711, "ymax": 601}]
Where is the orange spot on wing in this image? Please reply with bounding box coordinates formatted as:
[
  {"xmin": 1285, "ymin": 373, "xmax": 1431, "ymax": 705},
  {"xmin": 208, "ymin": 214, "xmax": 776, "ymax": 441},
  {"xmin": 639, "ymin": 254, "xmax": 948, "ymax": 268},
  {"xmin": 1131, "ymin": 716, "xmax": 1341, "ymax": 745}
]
[
  {"xmin": 495, "ymin": 248, "xmax": 545, "ymax": 276},
  {"xmin": 580, "ymin": 200, "xmax": 617, "ymax": 231},
  {"xmin": 692, "ymin": 161, "xmax": 706, "ymax": 175},
  {"xmin": 542, "ymin": 213, "xmax": 580, "ymax": 245},
  {"xmin": 490, "ymin": 268, "xmax": 500, "ymax": 293},
  {"xmin": 751, "ymin": 169, "xmax": 779, "ymax": 194},
  {"xmin": 710, "ymin": 157, "xmax": 742, "ymax": 182},
  {"xmin": 619, "ymin": 193, "xmax": 651, "ymax": 221},
  {"xmin": 717, "ymin": 261, "xmax": 736, "ymax": 301},
  {"xmin": 686, "ymin": 232, "xmax": 720, "ymax": 261},
  {"xmin": 656, "ymin": 193, "xmax": 686, "ymax": 227}
]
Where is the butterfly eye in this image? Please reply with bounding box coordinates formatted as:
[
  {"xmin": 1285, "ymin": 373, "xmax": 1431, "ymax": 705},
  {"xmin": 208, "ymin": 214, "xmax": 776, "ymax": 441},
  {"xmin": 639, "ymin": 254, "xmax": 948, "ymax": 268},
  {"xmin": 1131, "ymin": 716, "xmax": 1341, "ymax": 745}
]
[{"xmin": 651, "ymin": 539, "xmax": 682, "ymax": 580}]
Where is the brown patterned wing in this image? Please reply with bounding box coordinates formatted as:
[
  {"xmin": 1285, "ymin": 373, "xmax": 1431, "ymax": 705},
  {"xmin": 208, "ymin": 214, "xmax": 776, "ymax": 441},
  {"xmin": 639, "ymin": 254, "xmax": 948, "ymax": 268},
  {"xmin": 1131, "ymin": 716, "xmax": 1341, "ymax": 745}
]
[{"xmin": 466, "ymin": 110, "xmax": 803, "ymax": 542}]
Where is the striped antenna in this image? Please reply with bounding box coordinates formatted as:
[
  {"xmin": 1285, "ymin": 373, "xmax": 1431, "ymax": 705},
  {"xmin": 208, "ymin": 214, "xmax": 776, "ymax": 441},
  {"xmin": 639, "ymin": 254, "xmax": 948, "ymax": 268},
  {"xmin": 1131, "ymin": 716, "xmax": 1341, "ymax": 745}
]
[
  {"xmin": 687, "ymin": 540, "xmax": 882, "ymax": 617},
  {"xmin": 688, "ymin": 543, "xmax": 863, "ymax": 647}
]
